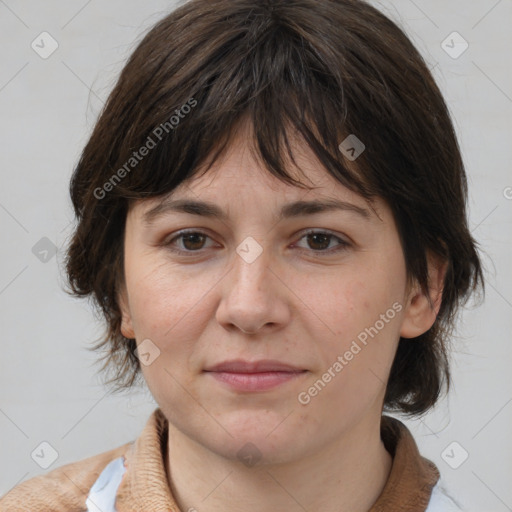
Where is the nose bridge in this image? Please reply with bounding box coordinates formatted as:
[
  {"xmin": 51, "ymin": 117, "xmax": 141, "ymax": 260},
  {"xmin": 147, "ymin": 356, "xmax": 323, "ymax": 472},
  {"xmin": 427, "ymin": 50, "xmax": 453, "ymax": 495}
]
[
  {"xmin": 230, "ymin": 235, "xmax": 273, "ymax": 299},
  {"xmin": 216, "ymin": 235, "xmax": 288, "ymax": 333}
]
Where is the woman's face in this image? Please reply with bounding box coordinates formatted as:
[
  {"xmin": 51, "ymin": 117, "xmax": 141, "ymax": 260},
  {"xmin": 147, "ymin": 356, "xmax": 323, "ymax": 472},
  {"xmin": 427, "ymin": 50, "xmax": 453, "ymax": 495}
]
[{"xmin": 119, "ymin": 125, "xmax": 435, "ymax": 464}]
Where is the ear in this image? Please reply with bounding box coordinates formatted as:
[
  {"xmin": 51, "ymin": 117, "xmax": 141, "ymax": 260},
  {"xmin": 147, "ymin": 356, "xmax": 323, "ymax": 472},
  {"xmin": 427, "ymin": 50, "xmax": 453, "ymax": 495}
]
[
  {"xmin": 118, "ymin": 284, "xmax": 135, "ymax": 339},
  {"xmin": 400, "ymin": 253, "xmax": 448, "ymax": 339}
]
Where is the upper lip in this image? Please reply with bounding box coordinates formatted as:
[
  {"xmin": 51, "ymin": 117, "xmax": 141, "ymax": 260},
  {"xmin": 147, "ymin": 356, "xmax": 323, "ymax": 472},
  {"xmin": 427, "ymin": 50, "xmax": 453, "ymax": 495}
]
[{"xmin": 204, "ymin": 359, "xmax": 306, "ymax": 373}]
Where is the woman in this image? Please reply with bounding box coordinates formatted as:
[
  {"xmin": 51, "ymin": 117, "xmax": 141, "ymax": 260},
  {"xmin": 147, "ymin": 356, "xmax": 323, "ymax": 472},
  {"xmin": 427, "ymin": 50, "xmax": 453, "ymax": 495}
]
[{"xmin": 0, "ymin": 0, "xmax": 483, "ymax": 510}]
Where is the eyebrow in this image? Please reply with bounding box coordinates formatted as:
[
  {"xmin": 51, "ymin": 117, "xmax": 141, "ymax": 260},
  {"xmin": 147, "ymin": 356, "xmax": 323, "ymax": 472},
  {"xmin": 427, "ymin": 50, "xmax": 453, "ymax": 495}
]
[{"xmin": 142, "ymin": 197, "xmax": 371, "ymax": 225}]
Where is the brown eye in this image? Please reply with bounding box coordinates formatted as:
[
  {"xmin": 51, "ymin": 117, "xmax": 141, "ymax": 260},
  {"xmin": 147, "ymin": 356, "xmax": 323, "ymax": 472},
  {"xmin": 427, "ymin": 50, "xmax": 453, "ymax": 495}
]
[
  {"xmin": 306, "ymin": 233, "xmax": 331, "ymax": 251},
  {"xmin": 295, "ymin": 230, "xmax": 350, "ymax": 255},
  {"xmin": 180, "ymin": 233, "xmax": 207, "ymax": 251},
  {"xmin": 164, "ymin": 230, "xmax": 214, "ymax": 253}
]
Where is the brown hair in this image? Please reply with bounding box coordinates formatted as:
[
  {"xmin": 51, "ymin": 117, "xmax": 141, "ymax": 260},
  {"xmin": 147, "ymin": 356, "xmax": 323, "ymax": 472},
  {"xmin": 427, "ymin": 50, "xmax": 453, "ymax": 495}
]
[{"xmin": 64, "ymin": 0, "xmax": 484, "ymax": 416}]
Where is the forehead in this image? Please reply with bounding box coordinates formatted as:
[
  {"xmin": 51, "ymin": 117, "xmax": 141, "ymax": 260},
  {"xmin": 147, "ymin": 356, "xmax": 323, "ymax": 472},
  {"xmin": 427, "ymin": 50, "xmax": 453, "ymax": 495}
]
[
  {"xmin": 176, "ymin": 119, "xmax": 354, "ymax": 196},
  {"xmin": 185, "ymin": 140, "xmax": 332, "ymax": 197}
]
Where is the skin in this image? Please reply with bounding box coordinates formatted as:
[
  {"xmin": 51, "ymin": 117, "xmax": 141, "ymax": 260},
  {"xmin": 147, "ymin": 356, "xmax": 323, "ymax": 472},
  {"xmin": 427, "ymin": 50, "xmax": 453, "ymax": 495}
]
[{"xmin": 119, "ymin": 121, "xmax": 445, "ymax": 512}]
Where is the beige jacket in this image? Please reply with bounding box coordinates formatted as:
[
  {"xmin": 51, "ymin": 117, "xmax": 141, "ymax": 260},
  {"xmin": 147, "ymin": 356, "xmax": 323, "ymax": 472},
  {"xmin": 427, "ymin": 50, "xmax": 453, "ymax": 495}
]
[{"xmin": 0, "ymin": 408, "xmax": 454, "ymax": 511}]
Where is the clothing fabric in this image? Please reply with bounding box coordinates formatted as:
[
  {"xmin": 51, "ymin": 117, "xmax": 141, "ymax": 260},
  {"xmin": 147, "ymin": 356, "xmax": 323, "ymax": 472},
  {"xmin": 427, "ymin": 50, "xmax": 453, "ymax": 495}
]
[
  {"xmin": 428, "ymin": 484, "xmax": 463, "ymax": 511},
  {"xmin": 0, "ymin": 408, "xmax": 463, "ymax": 511},
  {"xmin": 84, "ymin": 455, "xmax": 462, "ymax": 512},
  {"xmin": 85, "ymin": 457, "xmax": 126, "ymax": 512}
]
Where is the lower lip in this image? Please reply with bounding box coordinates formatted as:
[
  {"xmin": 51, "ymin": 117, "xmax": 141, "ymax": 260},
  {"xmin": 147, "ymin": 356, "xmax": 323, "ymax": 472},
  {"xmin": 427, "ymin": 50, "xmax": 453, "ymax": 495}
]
[{"xmin": 205, "ymin": 371, "xmax": 307, "ymax": 391}]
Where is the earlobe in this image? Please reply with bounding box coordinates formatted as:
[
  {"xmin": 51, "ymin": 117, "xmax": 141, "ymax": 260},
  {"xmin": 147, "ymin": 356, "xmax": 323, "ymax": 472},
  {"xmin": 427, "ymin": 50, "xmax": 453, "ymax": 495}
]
[
  {"xmin": 118, "ymin": 288, "xmax": 135, "ymax": 339},
  {"xmin": 399, "ymin": 255, "xmax": 448, "ymax": 339},
  {"xmin": 120, "ymin": 312, "xmax": 135, "ymax": 339}
]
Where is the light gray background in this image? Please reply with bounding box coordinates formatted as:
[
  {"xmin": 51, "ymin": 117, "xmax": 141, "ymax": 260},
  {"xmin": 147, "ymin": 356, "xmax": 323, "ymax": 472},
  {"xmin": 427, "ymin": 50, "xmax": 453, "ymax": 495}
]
[{"xmin": 0, "ymin": 1, "xmax": 511, "ymax": 510}]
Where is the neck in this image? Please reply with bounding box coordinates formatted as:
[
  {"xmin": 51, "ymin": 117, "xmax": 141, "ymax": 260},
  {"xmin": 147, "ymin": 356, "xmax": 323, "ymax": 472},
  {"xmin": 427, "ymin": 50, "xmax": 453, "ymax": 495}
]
[{"xmin": 165, "ymin": 413, "xmax": 392, "ymax": 512}]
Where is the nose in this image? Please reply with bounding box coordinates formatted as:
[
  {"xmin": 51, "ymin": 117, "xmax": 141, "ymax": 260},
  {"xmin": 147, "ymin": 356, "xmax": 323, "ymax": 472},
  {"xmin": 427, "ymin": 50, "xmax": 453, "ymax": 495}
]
[{"xmin": 215, "ymin": 241, "xmax": 291, "ymax": 335}]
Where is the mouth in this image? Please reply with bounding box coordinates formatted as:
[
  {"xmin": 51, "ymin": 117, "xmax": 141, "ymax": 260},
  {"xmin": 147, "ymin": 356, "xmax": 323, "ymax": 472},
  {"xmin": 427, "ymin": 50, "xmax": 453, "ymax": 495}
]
[{"xmin": 203, "ymin": 359, "xmax": 308, "ymax": 392}]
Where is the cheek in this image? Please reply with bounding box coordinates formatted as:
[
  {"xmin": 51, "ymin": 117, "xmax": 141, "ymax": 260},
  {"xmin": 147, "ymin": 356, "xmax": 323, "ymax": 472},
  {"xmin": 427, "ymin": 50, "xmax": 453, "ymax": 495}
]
[
  {"xmin": 298, "ymin": 271, "xmax": 386, "ymax": 349},
  {"xmin": 124, "ymin": 260, "xmax": 211, "ymax": 401},
  {"xmin": 296, "ymin": 266, "xmax": 403, "ymax": 393},
  {"xmin": 125, "ymin": 256, "xmax": 210, "ymax": 340}
]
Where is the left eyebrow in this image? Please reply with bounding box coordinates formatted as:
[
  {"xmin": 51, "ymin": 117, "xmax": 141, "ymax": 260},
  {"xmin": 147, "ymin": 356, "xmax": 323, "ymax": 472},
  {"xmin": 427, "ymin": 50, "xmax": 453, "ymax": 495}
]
[{"xmin": 142, "ymin": 197, "xmax": 371, "ymax": 226}]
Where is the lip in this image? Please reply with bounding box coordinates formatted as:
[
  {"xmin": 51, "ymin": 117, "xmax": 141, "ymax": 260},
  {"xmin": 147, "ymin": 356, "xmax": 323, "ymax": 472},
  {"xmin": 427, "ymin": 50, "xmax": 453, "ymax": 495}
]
[
  {"xmin": 203, "ymin": 359, "xmax": 307, "ymax": 392},
  {"xmin": 204, "ymin": 359, "xmax": 305, "ymax": 373}
]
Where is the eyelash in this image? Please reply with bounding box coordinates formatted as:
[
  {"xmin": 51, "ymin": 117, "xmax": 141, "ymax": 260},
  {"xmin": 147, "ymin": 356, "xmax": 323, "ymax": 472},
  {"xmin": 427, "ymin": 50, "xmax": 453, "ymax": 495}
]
[{"xmin": 163, "ymin": 229, "xmax": 351, "ymax": 256}]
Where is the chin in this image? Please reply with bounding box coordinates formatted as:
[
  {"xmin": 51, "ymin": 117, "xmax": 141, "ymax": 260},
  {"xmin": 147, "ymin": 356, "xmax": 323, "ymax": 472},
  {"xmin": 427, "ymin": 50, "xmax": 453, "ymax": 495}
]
[{"xmin": 210, "ymin": 411, "xmax": 305, "ymax": 462}]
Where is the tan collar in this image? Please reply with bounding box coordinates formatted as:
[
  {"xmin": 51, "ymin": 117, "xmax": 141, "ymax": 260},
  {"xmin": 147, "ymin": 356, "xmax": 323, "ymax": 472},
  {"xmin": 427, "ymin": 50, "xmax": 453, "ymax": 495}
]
[
  {"xmin": 369, "ymin": 415, "xmax": 440, "ymax": 511},
  {"xmin": 116, "ymin": 408, "xmax": 439, "ymax": 512}
]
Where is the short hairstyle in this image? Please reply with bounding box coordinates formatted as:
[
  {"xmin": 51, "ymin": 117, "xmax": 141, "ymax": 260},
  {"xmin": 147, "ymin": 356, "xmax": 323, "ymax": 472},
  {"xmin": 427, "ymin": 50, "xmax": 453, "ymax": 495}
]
[{"xmin": 65, "ymin": 0, "xmax": 484, "ymax": 416}]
